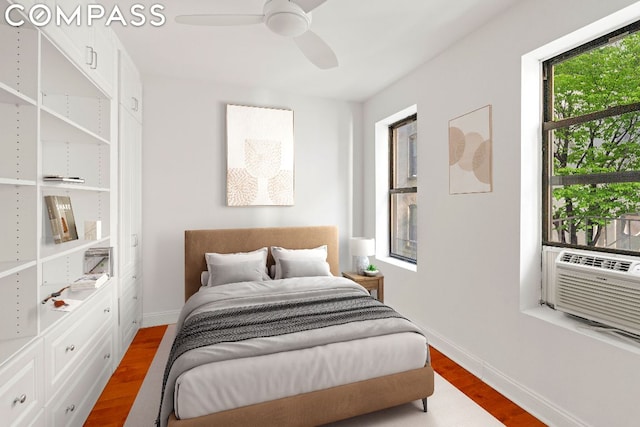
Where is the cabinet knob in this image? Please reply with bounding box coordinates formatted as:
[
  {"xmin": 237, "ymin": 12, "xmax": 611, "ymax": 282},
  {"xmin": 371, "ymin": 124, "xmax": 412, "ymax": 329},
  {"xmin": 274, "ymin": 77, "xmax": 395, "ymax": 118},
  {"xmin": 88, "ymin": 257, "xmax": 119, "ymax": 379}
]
[
  {"xmin": 66, "ymin": 344, "xmax": 75, "ymax": 352},
  {"xmin": 104, "ymin": 307, "xmax": 111, "ymax": 313},
  {"xmin": 13, "ymin": 394, "xmax": 27, "ymax": 405},
  {"xmin": 66, "ymin": 404, "xmax": 76, "ymax": 413},
  {"xmin": 104, "ymin": 353, "xmax": 111, "ymax": 360}
]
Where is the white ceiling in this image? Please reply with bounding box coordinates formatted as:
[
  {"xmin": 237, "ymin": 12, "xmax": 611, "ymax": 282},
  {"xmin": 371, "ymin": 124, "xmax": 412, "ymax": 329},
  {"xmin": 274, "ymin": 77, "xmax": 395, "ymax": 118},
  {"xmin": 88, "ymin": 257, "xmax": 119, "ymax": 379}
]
[{"xmin": 105, "ymin": 0, "xmax": 518, "ymax": 102}]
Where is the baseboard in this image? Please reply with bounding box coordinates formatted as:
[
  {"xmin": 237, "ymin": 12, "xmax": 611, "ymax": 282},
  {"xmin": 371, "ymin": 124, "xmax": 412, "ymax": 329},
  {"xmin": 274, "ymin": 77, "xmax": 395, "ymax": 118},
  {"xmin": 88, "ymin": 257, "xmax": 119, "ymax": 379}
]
[
  {"xmin": 482, "ymin": 363, "xmax": 588, "ymax": 427},
  {"xmin": 142, "ymin": 310, "xmax": 180, "ymax": 327},
  {"xmin": 421, "ymin": 323, "xmax": 587, "ymax": 427}
]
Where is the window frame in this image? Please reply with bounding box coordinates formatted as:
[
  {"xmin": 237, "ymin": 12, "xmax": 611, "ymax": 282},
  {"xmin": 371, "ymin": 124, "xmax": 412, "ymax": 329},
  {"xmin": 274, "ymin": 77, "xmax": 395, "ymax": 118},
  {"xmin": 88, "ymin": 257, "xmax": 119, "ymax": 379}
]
[
  {"xmin": 542, "ymin": 20, "xmax": 640, "ymax": 256},
  {"xmin": 388, "ymin": 113, "xmax": 417, "ymax": 264}
]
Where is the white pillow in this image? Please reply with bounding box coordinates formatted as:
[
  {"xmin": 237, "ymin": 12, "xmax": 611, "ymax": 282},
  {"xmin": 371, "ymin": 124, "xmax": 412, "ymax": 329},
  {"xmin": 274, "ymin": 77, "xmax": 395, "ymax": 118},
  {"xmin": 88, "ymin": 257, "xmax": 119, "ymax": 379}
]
[
  {"xmin": 279, "ymin": 258, "xmax": 332, "ymax": 279},
  {"xmin": 205, "ymin": 247, "xmax": 270, "ymax": 286},
  {"xmin": 270, "ymin": 245, "xmax": 328, "ymax": 279},
  {"xmin": 208, "ymin": 259, "xmax": 266, "ymax": 286}
]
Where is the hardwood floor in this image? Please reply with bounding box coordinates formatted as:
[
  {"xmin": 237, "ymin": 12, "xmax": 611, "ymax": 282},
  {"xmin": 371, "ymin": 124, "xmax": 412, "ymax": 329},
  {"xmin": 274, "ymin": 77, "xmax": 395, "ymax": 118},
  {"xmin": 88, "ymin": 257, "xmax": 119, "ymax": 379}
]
[
  {"xmin": 85, "ymin": 325, "xmax": 168, "ymax": 427},
  {"xmin": 429, "ymin": 347, "xmax": 546, "ymax": 426},
  {"xmin": 86, "ymin": 326, "xmax": 545, "ymax": 426}
]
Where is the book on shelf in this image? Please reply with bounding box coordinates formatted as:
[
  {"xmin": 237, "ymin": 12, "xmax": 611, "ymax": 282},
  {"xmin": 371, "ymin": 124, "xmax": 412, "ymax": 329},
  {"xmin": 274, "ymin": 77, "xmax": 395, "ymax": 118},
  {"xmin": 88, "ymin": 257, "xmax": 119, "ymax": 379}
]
[
  {"xmin": 70, "ymin": 273, "xmax": 109, "ymax": 291},
  {"xmin": 43, "ymin": 175, "xmax": 85, "ymax": 183},
  {"xmin": 44, "ymin": 195, "xmax": 79, "ymax": 244},
  {"xmin": 84, "ymin": 247, "xmax": 113, "ymax": 276}
]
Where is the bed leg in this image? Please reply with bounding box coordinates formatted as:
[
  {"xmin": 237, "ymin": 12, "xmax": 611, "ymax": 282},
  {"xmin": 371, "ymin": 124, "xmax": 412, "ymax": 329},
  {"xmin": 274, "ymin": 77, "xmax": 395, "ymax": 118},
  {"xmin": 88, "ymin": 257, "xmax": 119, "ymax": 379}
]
[{"xmin": 422, "ymin": 398, "xmax": 428, "ymax": 412}]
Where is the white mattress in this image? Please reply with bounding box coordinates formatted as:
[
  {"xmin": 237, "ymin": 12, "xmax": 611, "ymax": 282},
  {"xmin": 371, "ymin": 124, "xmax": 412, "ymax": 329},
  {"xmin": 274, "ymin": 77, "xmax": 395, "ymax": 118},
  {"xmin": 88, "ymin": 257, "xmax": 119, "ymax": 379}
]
[{"xmin": 174, "ymin": 331, "xmax": 427, "ymax": 419}]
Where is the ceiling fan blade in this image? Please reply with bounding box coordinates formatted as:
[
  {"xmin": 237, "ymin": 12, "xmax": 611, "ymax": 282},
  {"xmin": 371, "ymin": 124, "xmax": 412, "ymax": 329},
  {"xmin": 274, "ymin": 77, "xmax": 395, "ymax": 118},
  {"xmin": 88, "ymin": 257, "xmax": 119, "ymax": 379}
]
[
  {"xmin": 294, "ymin": 30, "xmax": 338, "ymax": 69},
  {"xmin": 175, "ymin": 14, "xmax": 264, "ymax": 26},
  {"xmin": 294, "ymin": 0, "xmax": 327, "ymax": 13}
]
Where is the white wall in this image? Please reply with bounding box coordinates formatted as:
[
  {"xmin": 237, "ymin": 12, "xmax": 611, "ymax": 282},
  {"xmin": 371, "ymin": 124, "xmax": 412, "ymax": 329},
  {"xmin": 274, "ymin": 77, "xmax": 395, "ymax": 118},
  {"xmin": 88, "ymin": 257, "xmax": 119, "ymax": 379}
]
[
  {"xmin": 362, "ymin": 0, "xmax": 640, "ymax": 426},
  {"xmin": 140, "ymin": 75, "xmax": 362, "ymax": 323}
]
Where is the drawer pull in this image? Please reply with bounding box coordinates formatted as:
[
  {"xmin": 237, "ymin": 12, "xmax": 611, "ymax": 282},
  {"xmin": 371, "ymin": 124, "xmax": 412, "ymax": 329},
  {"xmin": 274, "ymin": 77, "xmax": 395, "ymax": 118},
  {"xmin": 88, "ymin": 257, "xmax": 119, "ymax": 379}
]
[
  {"xmin": 13, "ymin": 394, "xmax": 27, "ymax": 405},
  {"xmin": 104, "ymin": 353, "xmax": 111, "ymax": 360},
  {"xmin": 66, "ymin": 404, "xmax": 76, "ymax": 413},
  {"xmin": 104, "ymin": 307, "xmax": 111, "ymax": 313},
  {"xmin": 66, "ymin": 344, "xmax": 75, "ymax": 352}
]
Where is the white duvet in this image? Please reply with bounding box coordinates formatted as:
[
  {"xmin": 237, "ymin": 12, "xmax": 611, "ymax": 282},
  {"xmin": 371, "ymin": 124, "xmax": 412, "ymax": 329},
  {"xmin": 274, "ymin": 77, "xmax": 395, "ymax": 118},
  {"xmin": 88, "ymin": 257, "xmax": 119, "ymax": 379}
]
[{"xmin": 159, "ymin": 276, "xmax": 428, "ymax": 427}]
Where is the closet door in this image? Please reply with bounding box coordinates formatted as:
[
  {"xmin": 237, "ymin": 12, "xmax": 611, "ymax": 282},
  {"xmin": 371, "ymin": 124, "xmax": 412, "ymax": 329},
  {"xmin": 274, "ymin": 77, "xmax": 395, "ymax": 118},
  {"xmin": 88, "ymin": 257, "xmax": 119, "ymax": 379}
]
[{"xmin": 118, "ymin": 48, "xmax": 143, "ymax": 357}]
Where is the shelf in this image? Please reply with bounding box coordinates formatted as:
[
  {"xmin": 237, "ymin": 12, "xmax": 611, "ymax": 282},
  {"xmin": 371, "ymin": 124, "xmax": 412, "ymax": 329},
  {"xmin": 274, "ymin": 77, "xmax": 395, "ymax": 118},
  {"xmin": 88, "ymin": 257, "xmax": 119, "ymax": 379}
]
[
  {"xmin": 40, "ymin": 237, "xmax": 111, "ymax": 264},
  {"xmin": 0, "ymin": 260, "xmax": 37, "ymax": 279},
  {"xmin": 41, "ymin": 182, "xmax": 110, "ymax": 193},
  {"xmin": 0, "ymin": 83, "xmax": 37, "ymax": 106},
  {"xmin": 0, "ymin": 177, "xmax": 37, "ymax": 187},
  {"xmin": 41, "ymin": 105, "xmax": 110, "ymax": 146}
]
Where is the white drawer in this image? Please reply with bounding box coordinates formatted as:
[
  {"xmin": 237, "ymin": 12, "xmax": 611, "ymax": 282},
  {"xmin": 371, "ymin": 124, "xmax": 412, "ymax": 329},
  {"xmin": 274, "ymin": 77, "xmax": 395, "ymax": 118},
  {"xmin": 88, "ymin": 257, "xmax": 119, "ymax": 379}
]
[
  {"xmin": 0, "ymin": 339, "xmax": 44, "ymax": 427},
  {"xmin": 47, "ymin": 332, "xmax": 113, "ymax": 427},
  {"xmin": 46, "ymin": 288, "xmax": 114, "ymax": 399}
]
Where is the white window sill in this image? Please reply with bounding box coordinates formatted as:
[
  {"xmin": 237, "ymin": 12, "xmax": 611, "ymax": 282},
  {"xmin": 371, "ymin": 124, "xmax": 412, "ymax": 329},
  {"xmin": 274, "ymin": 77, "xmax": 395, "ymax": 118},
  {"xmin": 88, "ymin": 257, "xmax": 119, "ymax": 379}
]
[
  {"xmin": 376, "ymin": 256, "xmax": 417, "ymax": 273},
  {"xmin": 523, "ymin": 305, "xmax": 640, "ymax": 355}
]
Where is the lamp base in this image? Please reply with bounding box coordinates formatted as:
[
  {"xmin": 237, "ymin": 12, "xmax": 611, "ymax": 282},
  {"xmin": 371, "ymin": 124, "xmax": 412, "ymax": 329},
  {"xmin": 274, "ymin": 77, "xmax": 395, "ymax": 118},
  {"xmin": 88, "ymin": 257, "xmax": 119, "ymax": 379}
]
[{"xmin": 353, "ymin": 255, "xmax": 369, "ymax": 275}]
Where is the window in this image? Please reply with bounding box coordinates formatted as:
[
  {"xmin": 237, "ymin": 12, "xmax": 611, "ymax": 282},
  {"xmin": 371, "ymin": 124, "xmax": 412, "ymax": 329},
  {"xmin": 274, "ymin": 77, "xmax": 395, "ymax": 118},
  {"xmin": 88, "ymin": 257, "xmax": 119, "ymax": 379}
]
[
  {"xmin": 389, "ymin": 114, "xmax": 417, "ymax": 262},
  {"xmin": 543, "ymin": 21, "xmax": 640, "ymax": 255}
]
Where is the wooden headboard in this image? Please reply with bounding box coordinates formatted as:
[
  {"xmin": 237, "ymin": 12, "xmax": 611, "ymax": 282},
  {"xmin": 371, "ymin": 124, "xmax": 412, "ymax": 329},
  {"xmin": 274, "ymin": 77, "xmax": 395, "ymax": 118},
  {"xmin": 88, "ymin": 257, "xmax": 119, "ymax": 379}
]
[{"xmin": 184, "ymin": 225, "xmax": 339, "ymax": 301}]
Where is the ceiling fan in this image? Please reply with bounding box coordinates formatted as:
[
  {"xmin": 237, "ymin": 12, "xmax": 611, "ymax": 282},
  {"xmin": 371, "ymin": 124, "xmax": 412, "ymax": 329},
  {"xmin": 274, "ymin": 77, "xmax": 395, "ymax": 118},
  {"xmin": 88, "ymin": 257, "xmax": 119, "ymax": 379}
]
[{"xmin": 175, "ymin": 0, "xmax": 338, "ymax": 70}]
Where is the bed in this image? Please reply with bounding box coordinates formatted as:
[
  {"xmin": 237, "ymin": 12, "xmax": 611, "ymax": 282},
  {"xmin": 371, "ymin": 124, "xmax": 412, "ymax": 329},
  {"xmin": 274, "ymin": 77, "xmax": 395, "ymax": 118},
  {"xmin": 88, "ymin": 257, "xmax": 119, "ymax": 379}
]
[{"xmin": 160, "ymin": 225, "xmax": 434, "ymax": 427}]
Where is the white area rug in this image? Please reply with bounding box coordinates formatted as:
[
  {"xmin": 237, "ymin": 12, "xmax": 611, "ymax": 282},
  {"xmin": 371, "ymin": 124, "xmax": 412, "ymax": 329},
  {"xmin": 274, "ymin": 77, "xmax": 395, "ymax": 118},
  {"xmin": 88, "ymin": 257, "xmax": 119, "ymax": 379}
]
[{"xmin": 126, "ymin": 325, "xmax": 504, "ymax": 426}]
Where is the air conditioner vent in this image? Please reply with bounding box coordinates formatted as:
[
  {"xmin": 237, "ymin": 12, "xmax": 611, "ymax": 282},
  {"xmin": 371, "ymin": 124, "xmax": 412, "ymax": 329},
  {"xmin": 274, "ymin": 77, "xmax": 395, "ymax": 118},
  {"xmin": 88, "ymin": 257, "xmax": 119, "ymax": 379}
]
[
  {"xmin": 555, "ymin": 250, "xmax": 640, "ymax": 336},
  {"xmin": 559, "ymin": 252, "xmax": 632, "ymax": 272}
]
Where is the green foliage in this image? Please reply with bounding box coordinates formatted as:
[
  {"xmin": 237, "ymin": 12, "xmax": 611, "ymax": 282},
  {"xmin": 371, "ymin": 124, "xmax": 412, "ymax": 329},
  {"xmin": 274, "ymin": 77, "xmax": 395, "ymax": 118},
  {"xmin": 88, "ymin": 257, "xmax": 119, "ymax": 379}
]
[
  {"xmin": 551, "ymin": 31, "xmax": 640, "ymax": 246},
  {"xmin": 366, "ymin": 264, "xmax": 378, "ymax": 272}
]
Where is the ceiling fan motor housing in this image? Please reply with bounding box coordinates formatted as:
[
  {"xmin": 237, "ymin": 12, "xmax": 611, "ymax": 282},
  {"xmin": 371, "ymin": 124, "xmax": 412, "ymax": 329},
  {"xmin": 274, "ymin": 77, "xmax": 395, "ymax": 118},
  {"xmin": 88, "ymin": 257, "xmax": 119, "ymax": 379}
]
[{"xmin": 264, "ymin": 0, "xmax": 311, "ymax": 37}]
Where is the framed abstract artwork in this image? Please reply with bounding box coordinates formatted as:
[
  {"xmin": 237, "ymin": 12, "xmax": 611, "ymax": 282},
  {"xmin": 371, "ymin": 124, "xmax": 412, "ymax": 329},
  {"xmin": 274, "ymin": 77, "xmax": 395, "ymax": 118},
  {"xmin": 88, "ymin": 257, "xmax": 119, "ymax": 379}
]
[
  {"xmin": 226, "ymin": 104, "xmax": 294, "ymax": 206},
  {"xmin": 448, "ymin": 105, "xmax": 493, "ymax": 194}
]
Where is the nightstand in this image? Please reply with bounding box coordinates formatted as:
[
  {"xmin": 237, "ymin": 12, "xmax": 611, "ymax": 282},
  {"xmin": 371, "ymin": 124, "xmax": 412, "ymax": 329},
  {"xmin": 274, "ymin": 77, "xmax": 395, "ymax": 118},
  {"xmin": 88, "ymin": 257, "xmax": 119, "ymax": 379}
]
[{"xmin": 342, "ymin": 272, "xmax": 384, "ymax": 303}]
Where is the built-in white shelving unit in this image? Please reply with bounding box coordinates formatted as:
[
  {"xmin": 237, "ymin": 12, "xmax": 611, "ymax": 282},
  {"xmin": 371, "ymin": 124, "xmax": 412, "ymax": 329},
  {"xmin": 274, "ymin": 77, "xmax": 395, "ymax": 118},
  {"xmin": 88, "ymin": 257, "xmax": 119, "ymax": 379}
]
[{"xmin": 0, "ymin": 3, "xmax": 139, "ymax": 423}]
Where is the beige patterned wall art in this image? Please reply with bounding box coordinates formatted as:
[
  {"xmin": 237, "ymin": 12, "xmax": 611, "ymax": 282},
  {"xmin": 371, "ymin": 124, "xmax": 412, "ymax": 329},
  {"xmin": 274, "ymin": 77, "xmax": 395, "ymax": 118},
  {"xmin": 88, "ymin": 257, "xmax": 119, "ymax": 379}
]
[
  {"xmin": 226, "ymin": 104, "xmax": 294, "ymax": 206},
  {"xmin": 448, "ymin": 105, "xmax": 493, "ymax": 194}
]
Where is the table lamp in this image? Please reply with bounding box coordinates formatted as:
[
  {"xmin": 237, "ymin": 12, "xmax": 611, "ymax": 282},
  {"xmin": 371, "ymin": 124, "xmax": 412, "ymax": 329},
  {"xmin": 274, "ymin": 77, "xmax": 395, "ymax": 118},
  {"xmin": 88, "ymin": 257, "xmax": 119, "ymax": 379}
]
[{"xmin": 350, "ymin": 237, "xmax": 375, "ymax": 274}]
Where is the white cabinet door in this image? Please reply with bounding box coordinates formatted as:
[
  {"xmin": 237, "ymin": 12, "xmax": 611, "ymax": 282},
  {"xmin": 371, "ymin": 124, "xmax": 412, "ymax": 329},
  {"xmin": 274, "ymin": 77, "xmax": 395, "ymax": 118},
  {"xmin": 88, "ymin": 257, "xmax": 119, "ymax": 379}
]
[
  {"xmin": 119, "ymin": 106, "xmax": 142, "ymax": 276},
  {"xmin": 42, "ymin": 0, "xmax": 116, "ymax": 97},
  {"xmin": 119, "ymin": 49, "xmax": 143, "ymax": 123},
  {"xmin": 118, "ymin": 102, "xmax": 142, "ymax": 358},
  {"xmin": 88, "ymin": 23, "xmax": 116, "ymax": 97}
]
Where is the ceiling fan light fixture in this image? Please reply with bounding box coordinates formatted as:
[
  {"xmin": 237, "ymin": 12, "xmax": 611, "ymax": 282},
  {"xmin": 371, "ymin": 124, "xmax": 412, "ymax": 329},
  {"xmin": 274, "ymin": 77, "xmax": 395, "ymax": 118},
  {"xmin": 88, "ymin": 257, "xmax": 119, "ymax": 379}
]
[
  {"xmin": 263, "ymin": 0, "xmax": 311, "ymax": 37},
  {"xmin": 266, "ymin": 11, "xmax": 310, "ymax": 37}
]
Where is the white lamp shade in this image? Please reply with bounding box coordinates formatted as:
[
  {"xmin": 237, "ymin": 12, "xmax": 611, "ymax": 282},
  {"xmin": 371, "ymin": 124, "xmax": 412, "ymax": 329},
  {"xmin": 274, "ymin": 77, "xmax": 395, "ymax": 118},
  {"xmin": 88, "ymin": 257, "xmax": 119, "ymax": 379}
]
[{"xmin": 349, "ymin": 238, "xmax": 375, "ymax": 256}]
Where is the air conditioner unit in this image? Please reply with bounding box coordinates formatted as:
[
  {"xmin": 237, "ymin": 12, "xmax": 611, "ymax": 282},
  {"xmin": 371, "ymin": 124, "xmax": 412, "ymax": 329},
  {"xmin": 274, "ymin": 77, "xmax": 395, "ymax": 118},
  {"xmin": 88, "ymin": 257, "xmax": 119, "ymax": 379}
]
[{"xmin": 555, "ymin": 250, "xmax": 640, "ymax": 336}]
